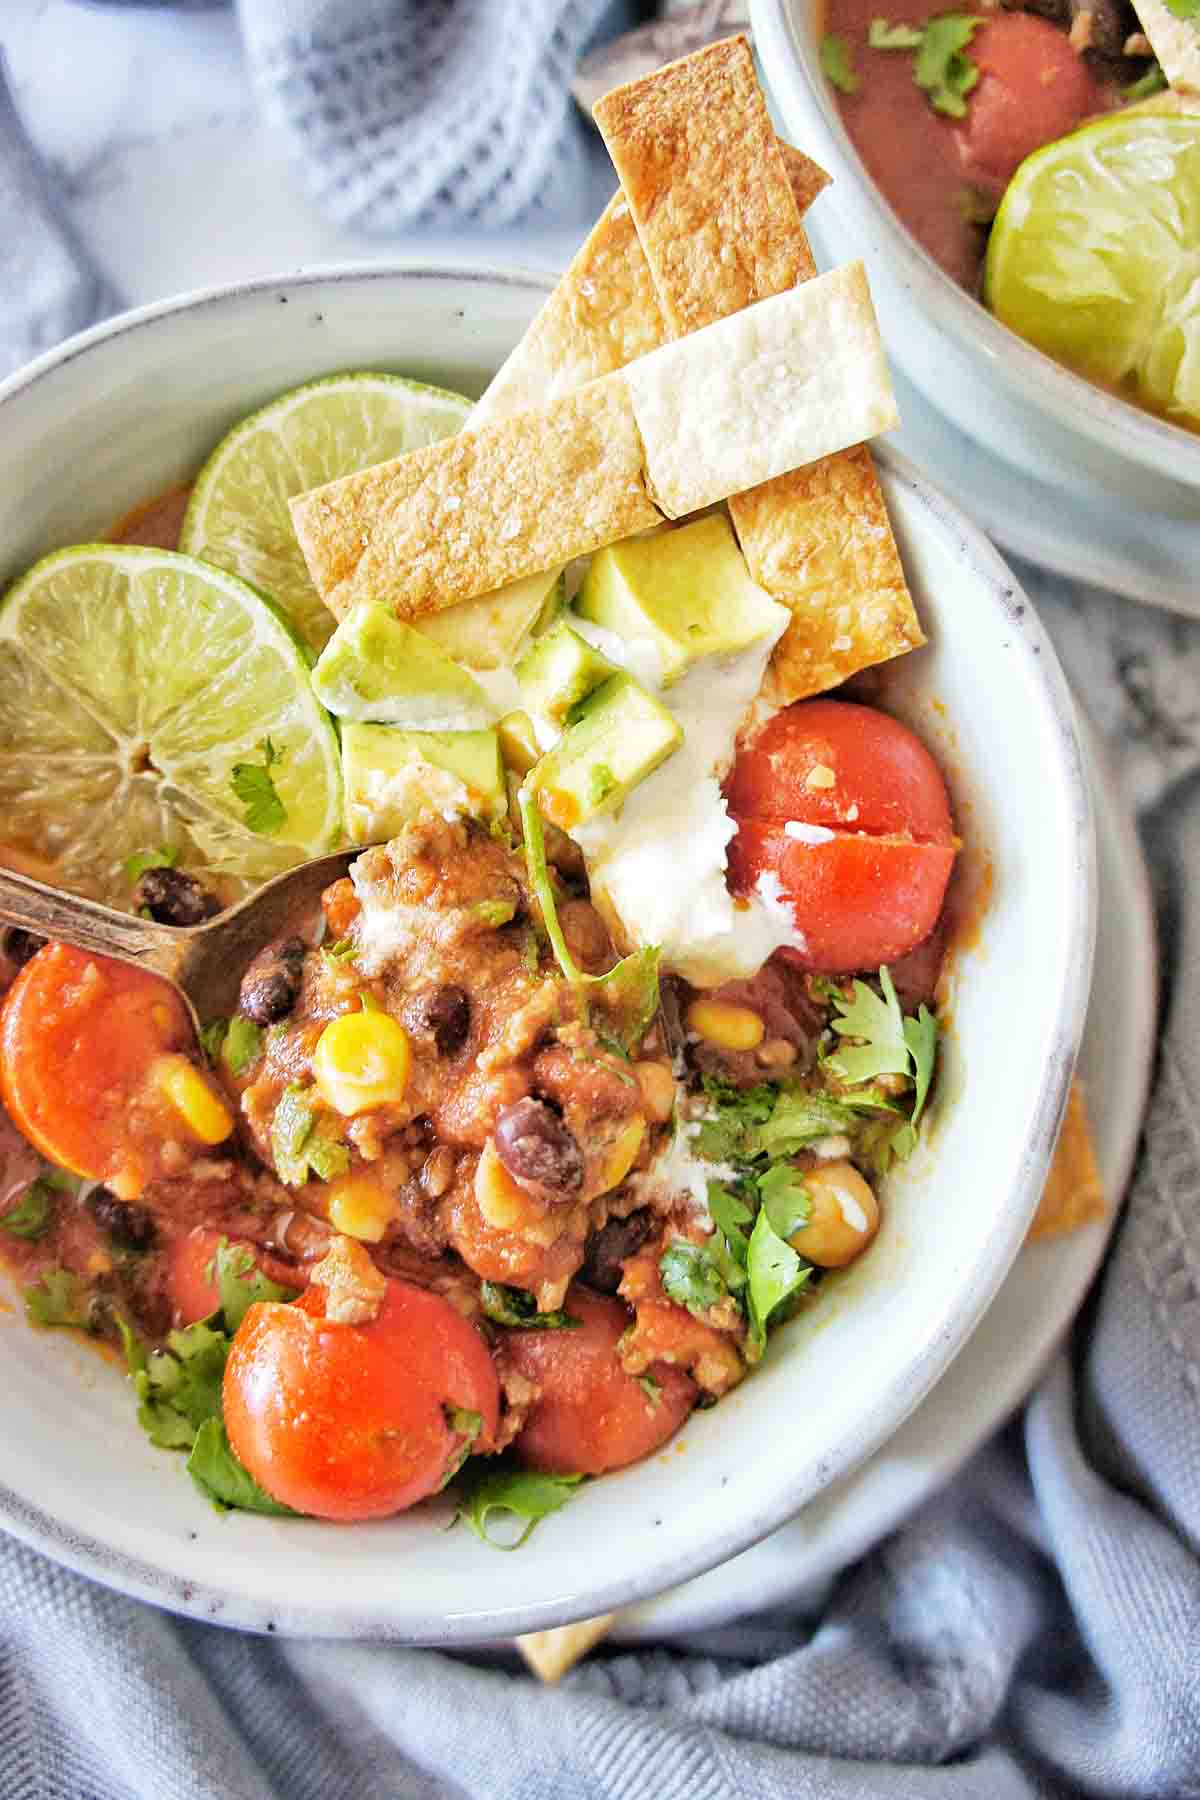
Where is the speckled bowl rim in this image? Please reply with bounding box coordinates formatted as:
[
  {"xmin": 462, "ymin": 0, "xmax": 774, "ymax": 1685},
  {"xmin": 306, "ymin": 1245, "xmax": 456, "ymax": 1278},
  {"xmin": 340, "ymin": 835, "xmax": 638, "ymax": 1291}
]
[
  {"xmin": 750, "ymin": 0, "xmax": 1200, "ymax": 489},
  {"xmin": 0, "ymin": 263, "xmax": 1096, "ymax": 1641}
]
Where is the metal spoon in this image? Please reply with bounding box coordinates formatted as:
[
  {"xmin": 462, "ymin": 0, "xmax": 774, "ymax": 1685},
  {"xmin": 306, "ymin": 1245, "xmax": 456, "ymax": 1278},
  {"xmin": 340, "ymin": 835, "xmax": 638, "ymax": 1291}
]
[{"xmin": 0, "ymin": 854, "xmax": 361, "ymax": 1036}]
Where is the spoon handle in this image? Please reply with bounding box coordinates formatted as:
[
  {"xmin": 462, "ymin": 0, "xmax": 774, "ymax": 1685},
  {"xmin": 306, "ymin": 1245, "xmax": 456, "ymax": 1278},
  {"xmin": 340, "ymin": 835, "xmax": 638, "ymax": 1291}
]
[{"xmin": 0, "ymin": 869, "xmax": 188, "ymax": 981}]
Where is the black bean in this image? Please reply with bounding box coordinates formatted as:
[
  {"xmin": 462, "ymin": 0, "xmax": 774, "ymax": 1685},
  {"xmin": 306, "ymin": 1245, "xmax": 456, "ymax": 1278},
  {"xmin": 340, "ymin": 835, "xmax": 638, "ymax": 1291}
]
[
  {"xmin": 1, "ymin": 927, "xmax": 43, "ymax": 969},
  {"xmin": 134, "ymin": 866, "xmax": 221, "ymax": 927},
  {"xmin": 238, "ymin": 936, "xmax": 306, "ymax": 1025},
  {"xmin": 581, "ymin": 1211, "xmax": 652, "ymax": 1295},
  {"xmin": 89, "ymin": 1187, "xmax": 157, "ymax": 1251},
  {"xmin": 494, "ymin": 1098, "xmax": 584, "ymax": 1200},
  {"xmin": 418, "ymin": 985, "xmax": 471, "ymax": 1057}
]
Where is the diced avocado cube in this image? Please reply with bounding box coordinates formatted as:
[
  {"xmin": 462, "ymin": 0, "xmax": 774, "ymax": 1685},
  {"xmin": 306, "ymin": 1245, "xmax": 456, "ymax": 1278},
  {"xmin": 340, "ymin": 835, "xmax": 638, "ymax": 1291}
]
[
  {"xmin": 530, "ymin": 673, "xmax": 683, "ymax": 830},
  {"xmin": 416, "ymin": 569, "xmax": 559, "ymax": 671},
  {"xmin": 342, "ymin": 723, "xmax": 505, "ymax": 842},
  {"xmin": 576, "ymin": 513, "xmax": 786, "ymax": 685},
  {"xmin": 312, "ymin": 601, "xmax": 494, "ymax": 729},
  {"xmin": 515, "ymin": 619, "xmax": 619, "ymax": 729}
]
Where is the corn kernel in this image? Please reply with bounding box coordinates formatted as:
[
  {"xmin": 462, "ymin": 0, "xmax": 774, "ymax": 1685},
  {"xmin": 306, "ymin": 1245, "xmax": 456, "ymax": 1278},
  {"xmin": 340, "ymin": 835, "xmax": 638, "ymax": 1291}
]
[
  {"xmin": 633, "ymin": 1060, "xmax": 677, "ymax": 1123},
  {"xmin": 685, "ymin": 999, "xmax": 765, "ymax": 1052},
  {"xmin": 596, "ymin": 1116, "xmax": 645, "ymax": 1194},
  {"xmin": 326, "ymin": 1172, "xmax": 396, "ymax": 1243},
  {"xmin": 475, "ymin": 1139, "xmax": 535, "ymax": 1230},
  {"xmin": 313, "ymin": 1010, "xmax": 410, "ymax": 1117},
  {"xmin": 498, "ymin": 710, "xmax": 540, "ymax": 777},
  {"xmin": 153, "ymin": 1054, "xmax": 234, "ymax": 1145}
]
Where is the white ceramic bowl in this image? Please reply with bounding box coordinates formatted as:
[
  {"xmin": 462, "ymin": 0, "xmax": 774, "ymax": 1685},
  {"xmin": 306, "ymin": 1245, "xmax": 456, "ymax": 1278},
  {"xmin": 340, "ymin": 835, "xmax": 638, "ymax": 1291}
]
[
  {"xmin": 0, "ymin": 266, "xmax": 1095, "ymax": 1640},
  {"xmin": 751, "ymin": 0, "xmax": 1200, "ymax": 521}
]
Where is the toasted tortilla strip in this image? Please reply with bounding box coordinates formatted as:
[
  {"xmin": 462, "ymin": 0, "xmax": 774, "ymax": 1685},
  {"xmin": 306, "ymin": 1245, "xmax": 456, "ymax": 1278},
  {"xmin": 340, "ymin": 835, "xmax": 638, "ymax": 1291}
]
[
  {"xmin": 516, "ymin": 1614, "xmax": 616, "ymax": 1683},
  {"xmin": 1027, "ymin": 1080, "xmax": 1106, "ymax": 1241},
  {"xmin": 292, "ymin": 268, "xmax": 894, "ymax": 619},
  {"xmin": 291, "ymin": 377, "xmax": 659, "ymax": 621},
  {"xmin": 594, "ymin": 33, "xmax": 922, "ymax": 699},
  {"xmin": 1129, "ymin": 0, "xmax": 1200, "ymax": 92},
  {"xmin": 625, "ymin": 264, "xmax": 897, "ymax": 518}
]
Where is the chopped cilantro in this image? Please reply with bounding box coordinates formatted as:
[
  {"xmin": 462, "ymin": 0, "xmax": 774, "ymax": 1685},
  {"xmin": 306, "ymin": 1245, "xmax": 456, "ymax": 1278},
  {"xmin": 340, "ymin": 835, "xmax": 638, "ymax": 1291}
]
[
  {"xmin": 820, "ymin": 31, "xmax": 860, "ymax": 93},
  {"xmin": 123, "ymin": 845, "xmax": 180, "ymax": 884},
  {"xmin": 199, "ymin": 1017, "xmax": 228, "ymax": 1062},
  {"xmin": 660, "ymin": 1239, "xmax": 731, "ymax": 1317},
  {"xmin": 824, "ymin": 966, "xmax": 914, "ymax": 1085},
  {"xmin": 322, "ymin": 937, "xmax": 357, "ymax": 963},
  {"xmin": 479, "ymin": 1282, "xmax": 580, "ymax": 1330},
  {"xmin": 746, "ymin": 1207, "xmax": 812, "ymax": 1354},
  {"xmin": 693, "ymin": 1078, "xmax": 776, "ymax": 1164},
  {"xmin": 868, "ymin": 16, "xmax": 923, "ymax": 46},
  {"xmin": 454, "ymin": 1464, "xmax": 584, "ymax": 1550},
  {"xmin": 221, "ymin": 1013, "xmax": 264, "ymax": 1078},
  {"xmin": 757, "ymin": 1162, "xmax": 811, "ymax": 1240},
  {"xmin": 230, "ymin": 738, "xmax": 287, "ymax": 836},
  {"xmin": 24, "ymin": 1267, "xmax": 91, "ymax": 1330},
  {"xmin": 269, "ymin": 1084, "xmax": 350, "ymax": 1189},
  {"xmin": 187, "ymin": 1418, "xmax": 298, "ymax": 1515},
  {"xmin": 914, "ymin": 14, "xmax": 981, "ymax": 117},
  {"xmin": 3, "ymin": 1179, "xmax": 55, "ymax": 1240},
  {"xmin": 637, "ymin": 1374, "xmax": 663, "ymax": 1409},
  {"xmin": 131, "ymin": 1320, "xmax": 229, "ymax": 1449},
  {"xmin": 1163, "ymin": 0, "xmax": 1199, "ymax": 18},
  {"xmin": 439, "ymin": 1406, "xmax": 484, "ymax": 1489},
  {"xmin": 521, "ymin": 929, "xmax": 541, "ymax": 977},
  {"xmin": 211, "ymin": 1238, "xmax": 297, "ymax": 1334},
  {"xmin": 756, "ymin": 1087, "xmax": 868, "ymax": 1156},
  {"xmin": 471, "ymin": 899, "xmax": 518, "ymax": 928},
  {"xmin": 1124, "ymin": 62, "xmax": 1167, "ymax": 99},
  {"xmin": 591, "ymin": 945, "xmax": 662, "ymax": 1055},
  {"xmin": 305, "ymin": 1135, "xmax": 351, "ymax": 1183}
]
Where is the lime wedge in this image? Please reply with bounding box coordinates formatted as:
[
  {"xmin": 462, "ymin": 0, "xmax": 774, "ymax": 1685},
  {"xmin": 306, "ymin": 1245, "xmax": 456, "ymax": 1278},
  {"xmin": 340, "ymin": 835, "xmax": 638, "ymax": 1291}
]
[
  {"xmin": 985, "ymin": 113, "xmax": 1200, "ymax": 425},
  {"xmin": 181, "ymin": 373, "xmax": 472, "ymax": 651},
  {"xmin": 0, "ymin": 545, "xmax": 341, "ymax": 906}
]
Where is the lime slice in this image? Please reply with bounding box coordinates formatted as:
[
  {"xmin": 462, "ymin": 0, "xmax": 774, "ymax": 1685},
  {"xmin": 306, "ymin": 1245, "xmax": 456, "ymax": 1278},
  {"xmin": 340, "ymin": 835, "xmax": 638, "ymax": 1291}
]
[
  {"xmin": 181, "ymin": 373, "xmax": 472, "ymax": 651},
  {"xmin": 985, "ymin": 113, "xmax": 1200, "ymax": 425},
  {"xmin": 0, "ymin": 545, "xmax": 341, "ymax": 906}
]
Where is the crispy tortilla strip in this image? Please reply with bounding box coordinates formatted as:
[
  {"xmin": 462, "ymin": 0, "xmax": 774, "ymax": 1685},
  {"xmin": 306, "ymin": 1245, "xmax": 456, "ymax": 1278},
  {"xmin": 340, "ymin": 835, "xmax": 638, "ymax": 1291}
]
[
  {"xmin": 624, "ymin": 264, "xmax": 897, "ymax": 518},
  {"xmin": 1129, "ymin": 0, "xmax": 1200, "ymax": 93},
  {"xmin": 291, "ymin": 377, "xmax": 660, "ymax": 622},
  {"xmin": 472, "ymin": 145, "xmax": 825, "ymax": 428},
  {"xmin": 1027, "ymin": 1080, "xmax": 1106, "ymax": 1241},
  {"xmin": 516, "ymin": 1614, "xmax": 616, "ymax": 1683},
  {"xmin": 594, "ymin": 33, "xmax": 923, "ymax": 699},
  {"xmin": 292, "ymin": 269, "xmax": 894, "ymax": 619}
]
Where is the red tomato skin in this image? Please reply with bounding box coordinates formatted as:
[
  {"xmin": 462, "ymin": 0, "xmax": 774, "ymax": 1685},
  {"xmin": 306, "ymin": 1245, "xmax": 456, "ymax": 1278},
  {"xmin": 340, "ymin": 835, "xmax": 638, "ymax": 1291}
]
[
  {"xmin": 506, "ymin": 1286, "xmax": 697, "ymax": 1477},
  {"xmin": 725, "ymin": 699, "xmax": 954, "ymax": 845},
  {"xmin": 729, "ymin": 824, "xmax": 956, "ymax": 974},
  {"xmin": 166, "ymin": 1229, "xmax": 308, "ymax": 1329},
  {"xmin": 954, "ymin": 15, "xmax": 1109, "ymax": 196},
  {"xmin": 223, "ymin": 1279, "xmax": 500, "ymax": 1520}
]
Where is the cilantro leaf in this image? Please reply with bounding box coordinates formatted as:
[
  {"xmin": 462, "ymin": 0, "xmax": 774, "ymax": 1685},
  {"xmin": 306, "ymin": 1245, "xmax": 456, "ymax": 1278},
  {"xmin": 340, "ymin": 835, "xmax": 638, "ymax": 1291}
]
[
  {"xmin": 438, "ymin": 1406, "xmax": 484, "ymax": 1490},
  {"xmin": 221, "ymin": 1014, "xmax": 264, "ymax": 1078},
  {"xmin": 757, "ymin": 1162, "xmax": 811, "ymax": 1240},
  {"xmin": 454, "ymin": 1465, "xmax": 584, "ymax": 1550},
  {"xmin": 133, "ymin": 1320, "xmax": 228, "ymax": 1450},
  {"xmin": 904, "ymin": 1004, "xmax": 938, "ymax": 1128},
  {"xmin": 1164, "ymin": 0, "xmax": 1199, "ymax": 19},
  {"xmin": 199, "ymin": 1018, "xmax": 228, "ymax": 1062},
  {"xmin": 820, "ymin": 31, "xmax": 860, "ymax": 92},
  {"xmin": 305, "ymin": 1135, "xmax": 351, "ymax": 1183},
  {"xmin": 756, "ymin": 1088, "xmax": 866, "ymax": 1156},
  {"xmin": 230, "ymin": 738, "xmax": 287, "ymax": 836},
  {"xmin": 824, "ymin": 967, "xmax": 912, "ymax": 1085},
  {"xmin": 479, "ymin": 1282, "xmax": 580, "ymax": 1330},
  {"xmin": 212, "ymin": 1238, "xmax": 297, "ymax": 1334},
  {"xmin": 693, "ymin": 1079, "xmax": 776, "ymax": 1164},
  {"xmin": 187, "ymin": 1417, "xmax": 298, "ymax": 1515},
  {"xmin": 123, "ymin": 844, "xmax": 180, "ymax": 884},
  {"xmin": 269, "ymin": 1083, "xmax": 350, "ymax": 1189},
  {"xmin": 3, "ymin": 1178, "xmax": 55, "ymax": 1240},
  {"xmin": 746, "ymin": 1208, "xmax": 812, "ymax": 1354},
  {"xmin": 24, "ymin": 1268, "xmax": 91, "ymax": 1330},
  {"xmin": 322, "ymin": 937, "xmax": 357, "ymax": 962},
  {"xmin": 660, "ymin": 1239, "xmax": 731, "ymax": 1317},
  {"xmin": 1124, "ymin": 63, "xmax": 1167, "ymax": 99},
  {"xmin": 868, "ymin": 17, "xmax": 923, "ymax": 46},
  {"xmin": 470, "ymin": 899, "xmax": 518, "ymax": 929},
  {"xmin": 591, "ymin": 945, "xmax": 662, "ymax": 1055},
  {"xmin": 914, "ymin": 14, "xmax": 982, "ymax": 117}
]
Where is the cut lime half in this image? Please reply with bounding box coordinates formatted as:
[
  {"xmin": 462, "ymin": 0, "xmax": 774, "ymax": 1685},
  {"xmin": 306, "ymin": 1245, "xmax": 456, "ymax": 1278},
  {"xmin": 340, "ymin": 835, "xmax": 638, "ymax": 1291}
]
[
  {"xmin": 985, "ymin": 112, "xmax": 1200, "ymax": 426},
  {"xmin": 0, "ymin": 546, "xmax": 341, "ymax": 906},
  {"xmin": 181, "ymin": 372, "xmax": 473, "ymax": 651}
]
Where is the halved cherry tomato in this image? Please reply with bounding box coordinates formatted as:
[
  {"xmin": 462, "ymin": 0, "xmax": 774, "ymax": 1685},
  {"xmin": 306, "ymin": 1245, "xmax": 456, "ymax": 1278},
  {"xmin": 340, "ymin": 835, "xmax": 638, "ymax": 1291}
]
[
  {"xmin": 0, "ymin": 944, "xmax": 198, "ymax": 1194},
  {"xmin": 726, "ymin": 699, "xmax": 956, "ymax": 974},
  {"xmin": 954, "ymin": 15, "xmax": 1108, "ymax": 198},
  {"xmin": 223, "ymin": 1278, "xmax": 500, "ymax": 1520},
  {"xmin": 505, "ymin": 1285, "xmax": 697, "ymax": 1476},
  {"xmin": 166, "ymin": 1228, "xmax": 307, "ymax": 1328}
]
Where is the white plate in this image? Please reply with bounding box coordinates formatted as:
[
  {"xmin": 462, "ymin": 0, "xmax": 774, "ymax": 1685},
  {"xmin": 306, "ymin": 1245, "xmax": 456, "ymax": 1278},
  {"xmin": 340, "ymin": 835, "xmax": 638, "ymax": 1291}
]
[
  {"xmin": 887, "ymin": 369, "xmax": 1200, "ymax": 620},
  {"xmin": 619, "ymin": 714, "xmax": 1153, "ymax": 1640}
]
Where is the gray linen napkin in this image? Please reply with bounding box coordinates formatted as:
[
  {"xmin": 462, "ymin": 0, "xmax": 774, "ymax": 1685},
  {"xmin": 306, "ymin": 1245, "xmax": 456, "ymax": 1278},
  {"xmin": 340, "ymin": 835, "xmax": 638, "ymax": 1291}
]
[{"xmin": 2, "ymin": 20, "xmax": 1200, "ymax": 1795}]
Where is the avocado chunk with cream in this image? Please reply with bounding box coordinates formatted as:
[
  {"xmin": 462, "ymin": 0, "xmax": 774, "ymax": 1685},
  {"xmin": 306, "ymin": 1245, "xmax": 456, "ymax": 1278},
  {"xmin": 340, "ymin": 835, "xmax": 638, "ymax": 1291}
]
[
  {"xmin": 576, "ymin": 513, "xmax": 786, "ymax": 685},
  {"xmin": 312, "ymin": 601, "xmax": 495, "ymax": 729},
  {"xmin": 342, "ymin": 723, "xmax": 505, "ymax": 840},
  {"xmin": 515, "ymin": 618, "xmax": 619, "ymax": 730},
  {"xmin": 529, "ymin": 673, "xmax": 683, "ymax": 831}
]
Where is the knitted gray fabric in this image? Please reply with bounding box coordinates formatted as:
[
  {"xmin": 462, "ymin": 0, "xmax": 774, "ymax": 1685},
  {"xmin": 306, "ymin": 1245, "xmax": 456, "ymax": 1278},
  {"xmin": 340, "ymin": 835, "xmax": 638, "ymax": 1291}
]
[{"xmin": 236, "ymin": 0, "xmax": 620, "ymax": 231}]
